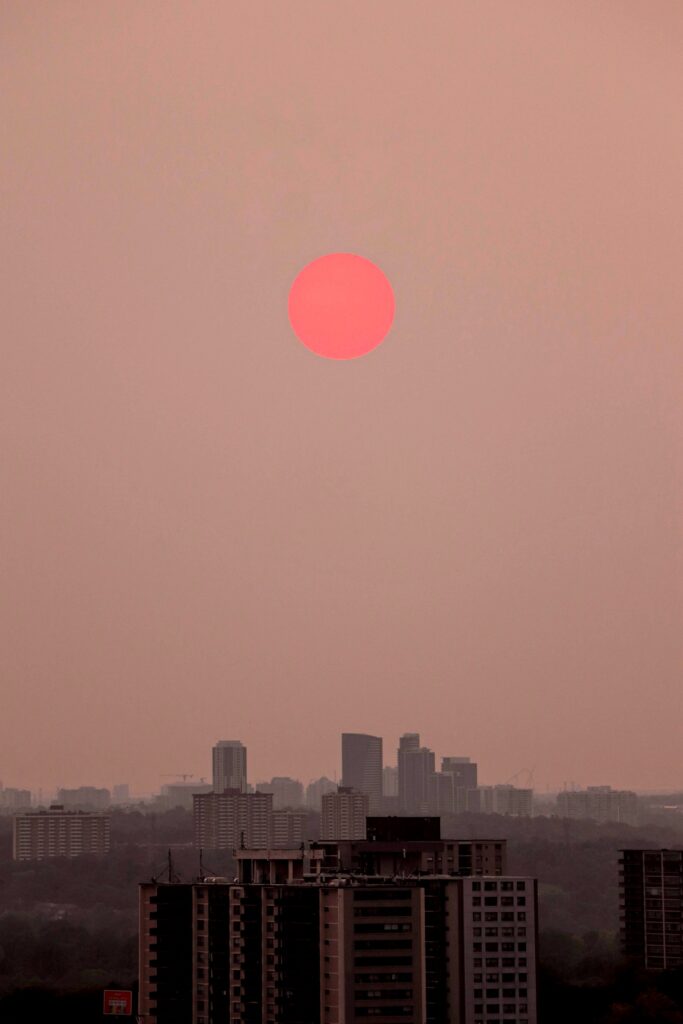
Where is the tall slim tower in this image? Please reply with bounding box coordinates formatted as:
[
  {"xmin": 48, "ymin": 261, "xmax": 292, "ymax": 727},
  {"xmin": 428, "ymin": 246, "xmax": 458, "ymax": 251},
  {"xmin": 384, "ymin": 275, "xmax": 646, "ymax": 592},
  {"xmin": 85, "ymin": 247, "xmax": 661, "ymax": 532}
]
[
  {"xmin": 340, "ymin": 733, "xmax": 383, "ymax": 812},
  {"xmin": 398, "ymin": 733, "xmax": 435, "ymax": 813},
  {"xmin": 212, "ymin": 740, "xmax": 247, "ymax": 793}
]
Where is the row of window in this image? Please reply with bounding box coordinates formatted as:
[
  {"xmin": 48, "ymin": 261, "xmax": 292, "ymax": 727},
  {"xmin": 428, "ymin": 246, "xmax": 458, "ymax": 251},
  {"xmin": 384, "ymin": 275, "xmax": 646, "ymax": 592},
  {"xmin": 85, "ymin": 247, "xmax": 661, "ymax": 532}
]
[
  {"xmin": 472, "ymin": 881, "xmax": 526, "ymax": 891},
  {"xmin": 473, "ymin": 957, "xmax": 528, "ymax": 969},
  {"xmin": 472, "ymin": 897, "xmax": 526, "ymax": 907},
  {"xmin": 473, "ymin": 911, "xmax": 526, "ymax": 922},
  {"xmin": 474, "ymin": 1004, "xmax": 529, "ymax": 1015},
  {"xmin": 472, "ymin": 927, "xmax": 526, "ymax": 938}
]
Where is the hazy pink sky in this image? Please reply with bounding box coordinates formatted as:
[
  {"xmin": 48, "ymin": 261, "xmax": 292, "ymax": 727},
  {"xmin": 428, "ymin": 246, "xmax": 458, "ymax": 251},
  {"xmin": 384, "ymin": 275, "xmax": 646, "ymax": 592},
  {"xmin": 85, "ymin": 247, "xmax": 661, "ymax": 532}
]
[{"xmin": 2, "ymin": 1, "xmax": 682, "ymax": 795}]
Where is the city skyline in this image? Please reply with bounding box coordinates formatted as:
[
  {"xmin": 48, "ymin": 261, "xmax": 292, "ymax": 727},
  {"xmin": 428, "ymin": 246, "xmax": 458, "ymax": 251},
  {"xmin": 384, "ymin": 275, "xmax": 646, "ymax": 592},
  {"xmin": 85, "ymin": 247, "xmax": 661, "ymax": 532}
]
[{"xmin": 3, "ymin": 3, "xmax": 682, "ymax": 799}]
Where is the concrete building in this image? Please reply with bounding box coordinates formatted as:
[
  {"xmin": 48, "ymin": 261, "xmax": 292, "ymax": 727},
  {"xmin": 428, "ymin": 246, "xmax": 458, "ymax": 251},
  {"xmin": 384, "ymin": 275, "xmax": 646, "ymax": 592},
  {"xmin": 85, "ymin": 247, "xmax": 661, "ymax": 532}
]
[
  {"xmin": 341, "ymin": 733, "xmax": 383, "ymax": 812},
  {"xmin": 321, "ymin": 786, "xmax": 369, "ymax": 840},
  {"xmin": 112, "ymin": 783, "xmax": 130, "ymax": 803},
  {"xmin": 57, "ymin": 786, "xmax": 111, "ymax": 810},
  {"xmin": 442, "ymin": 756, "xmax": 478, "ymax": 791},
  {"xmin": 255, "ymin": 776, "xmax": 304, "ymax": 809},
  {"xmin": 212, "ymin": 740, "xmax": 247, "ymax": 794},
  {"xmin": 13, "ymin": 805, "xmax": 110, "ymax": 861},
  {"xmin": 620, "ymin": 848, "xmax": 683, "ymax": 970},
  {"xmin": 558, "ymin": 786, "xmax": 639, "ymax": 826},
  {"xmin": 138, "ymin": 819, "xmax": 536, "ymax": 1023},
  {"xmin": 271, "ymin": 809, "xmax": 307, "ymax": 848},
  {"xmin": 398, "ymin": 734, "xmax": 435, "ymax": 814},
  {"xmin": 160, "ymin": 781, "xmax": 213, "ymax": 811},
  {"xmin": 193, "ymin": 790, "xmax": 272, "ymax": 850},
  {"xmin": 306, "ymin": 775, "xmax": 337, "ymax": 811},
  {"xmin": 382, "ymin": 765, "xmax": 398, "ymax": 798},
  {"xmin": 0, "ymin": 785, "xmax": 31, "ymax": 811},
  {"xmin": 475, "ymin": 786, "xmax": 534, "ymax": 818}
]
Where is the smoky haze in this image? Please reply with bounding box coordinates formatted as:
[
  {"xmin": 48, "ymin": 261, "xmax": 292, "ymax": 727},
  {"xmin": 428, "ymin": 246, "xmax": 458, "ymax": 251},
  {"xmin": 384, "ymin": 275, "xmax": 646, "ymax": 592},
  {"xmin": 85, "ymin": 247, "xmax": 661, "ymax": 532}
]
[{"xmin": 1, "ymin": 1, "xmax": 682, "ymax": 794}]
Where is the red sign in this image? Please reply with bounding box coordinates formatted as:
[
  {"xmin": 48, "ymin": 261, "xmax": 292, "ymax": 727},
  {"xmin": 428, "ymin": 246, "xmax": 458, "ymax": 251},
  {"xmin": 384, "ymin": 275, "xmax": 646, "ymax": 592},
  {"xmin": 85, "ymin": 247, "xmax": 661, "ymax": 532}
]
[{"xmin": 103, "ymin": 990, "xmax": 133, "ymax": 1016}]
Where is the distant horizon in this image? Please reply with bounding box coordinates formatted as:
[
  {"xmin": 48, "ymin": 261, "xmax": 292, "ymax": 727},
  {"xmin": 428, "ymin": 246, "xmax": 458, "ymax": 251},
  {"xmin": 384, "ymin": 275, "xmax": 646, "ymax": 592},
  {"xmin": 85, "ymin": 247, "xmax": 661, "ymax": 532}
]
[{"xmin": 3, "ymin": 3, "xmax": 682, "ymax": 801}]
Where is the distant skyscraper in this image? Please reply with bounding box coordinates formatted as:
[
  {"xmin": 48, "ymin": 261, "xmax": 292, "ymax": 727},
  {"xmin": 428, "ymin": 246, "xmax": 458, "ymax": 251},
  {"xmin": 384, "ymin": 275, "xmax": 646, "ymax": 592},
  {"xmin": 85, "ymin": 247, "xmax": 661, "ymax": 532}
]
[
  {"xmin": 211, "ymin": 740, "xmax": 247, "ymax": 793},
  {"xmin": 441, "ymin": 755, "xmax": 478, "ymax": 790},
  {"xmin": 382, "ymin": 764, "xmax": 398, "ymax": 797},
  {"xmin": 340, "ymin": 733, "xmax": 382, "ymax": 811},
  {"xmin": 271, "ymin": 809, "xmax": 307, "ymax": 848},
  {"xmin": 255, "ymin": 776, "xmax": 304, "ymax": 809},
  {"xmin": 321, "ymin": 787, "xmax": 369, "ymax": 840},
  {"xmin": 398, "ymin": 733, "xmax": 435, "ymax": 813},
  {"xmin": 305, "ymin": 776, "xmax": 337, "ymax": 810},
  {"xmin": 193, "ymin": 790, "xmax": 271, "ymax": 850},
  {"xmin": 620, "ymin": 849, "xmax": 683, "ymax": 969}
]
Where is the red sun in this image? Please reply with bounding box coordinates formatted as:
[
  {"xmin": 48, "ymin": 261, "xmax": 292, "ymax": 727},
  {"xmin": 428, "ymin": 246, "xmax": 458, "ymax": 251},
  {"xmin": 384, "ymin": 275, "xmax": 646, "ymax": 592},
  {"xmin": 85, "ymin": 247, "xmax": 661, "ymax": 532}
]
[{"xmin": 288, "ymin": 253, "xmax": 395, "ymax": 360}]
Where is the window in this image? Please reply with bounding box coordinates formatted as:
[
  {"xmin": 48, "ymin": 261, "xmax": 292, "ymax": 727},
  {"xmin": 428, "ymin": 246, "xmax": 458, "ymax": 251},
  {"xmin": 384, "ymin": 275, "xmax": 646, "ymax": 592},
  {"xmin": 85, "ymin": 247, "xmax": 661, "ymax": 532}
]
[{"xmin": 516, "ymin": 882, "xmax": 526, "ymax": 890}]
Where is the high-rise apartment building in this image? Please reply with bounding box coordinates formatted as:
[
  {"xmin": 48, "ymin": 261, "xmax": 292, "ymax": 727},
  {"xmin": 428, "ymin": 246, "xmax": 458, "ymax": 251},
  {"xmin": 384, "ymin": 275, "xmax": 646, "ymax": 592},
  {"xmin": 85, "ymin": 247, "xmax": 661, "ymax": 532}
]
[
  {"xmin": 442, "ymin": 756, "xmax": 478, "ymax": 790},
  {"xmin": 558, "ymin": 786, "xmax": 639, "ymax": 826},
  {"xmin": 382, "ymin": 765, "xmax": 398, "ymax": 798},
  {"xmin": 620, "ymin": 848, "xmax": 683, "ymax": 970},
  {"xmin": 193, "ymin": 790, "xmax": 272, "ymax": 850},
  {"xmin": 271, "ymin": 809, "xmax": 307, "ymax": 848},
  {"xmin": 341, "ymin": 733, "xmax": 383, "ymax": 812},
  {"xmin": 139, "ymin": 821, "xmax": 537, "ymax": 1023},
  {"xmin": 398, "ymin": 734, "xmax": 435, "ymax": 813},
  {"xmin": 255, "ymin": 776, "xmax": 304, "ymax": 809},
  {"xmin": 57, "ymin": 786, "xmax": 111, "ymax": 810},
  {"xmin": 13, "ymin": 805, "xmax": 110, "ymax": 861},
  {"xmin": 321, "ymin": 786, "xmax": 369, "ymax": 840},
  {"xmin": 212, "ymin": 740, "xmax": 248, "ymax": 794},
  {"xmin": 306, "ymin": 776, "xmax": 337, "ymax": 810},
  {"xmin": 475, "ymin": 785, "xmax": 534, "ymax": 818},
  {"xmin": 0, "ymin": 786, "xmax": 31, "ymax": 811}
]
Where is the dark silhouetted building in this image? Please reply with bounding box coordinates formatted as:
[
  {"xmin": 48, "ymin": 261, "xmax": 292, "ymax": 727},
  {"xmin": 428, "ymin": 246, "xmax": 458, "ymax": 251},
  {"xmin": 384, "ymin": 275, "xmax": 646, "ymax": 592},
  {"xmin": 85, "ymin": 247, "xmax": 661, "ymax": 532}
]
[
  {"xmin": 139, "ymin": 819, "xmax": 537, "ymax": 1023},
  {"xmin": 620, "ymin": 848, "xmax": 683, "ymax": 969}
]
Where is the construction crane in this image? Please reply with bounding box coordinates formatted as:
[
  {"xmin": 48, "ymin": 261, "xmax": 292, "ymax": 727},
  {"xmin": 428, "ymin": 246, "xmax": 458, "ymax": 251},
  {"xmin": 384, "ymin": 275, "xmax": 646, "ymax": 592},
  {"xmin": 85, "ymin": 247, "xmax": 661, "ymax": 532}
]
[{"xmin": 161, "ymin": 773, "xmax": 196, "ymax": 782}]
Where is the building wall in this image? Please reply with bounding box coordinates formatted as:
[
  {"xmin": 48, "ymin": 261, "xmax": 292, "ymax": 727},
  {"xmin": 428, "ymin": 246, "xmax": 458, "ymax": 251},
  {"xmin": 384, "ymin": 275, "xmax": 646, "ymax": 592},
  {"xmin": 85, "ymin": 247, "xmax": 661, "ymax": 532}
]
[
  {"xmin": 193, "ymin": 791, "xmax": 272, "ymax": 851},
  {"xmin": 321, "ymin": 789, "xmax": 369, "ymax": 841},
  {"xmin": 341, "ymin": 734, "xmax": 383, "ymax": 813},
  {"xmin": 13, "ymin": 807, "xmax": 110, "ymax": 861},
  {"xmin": 212, "ymin": 741, "xmax": 248, "ymax": 794},
  {"xmin": 620, "ymin": 849, "xmax": 683, "ymax": 970}
]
